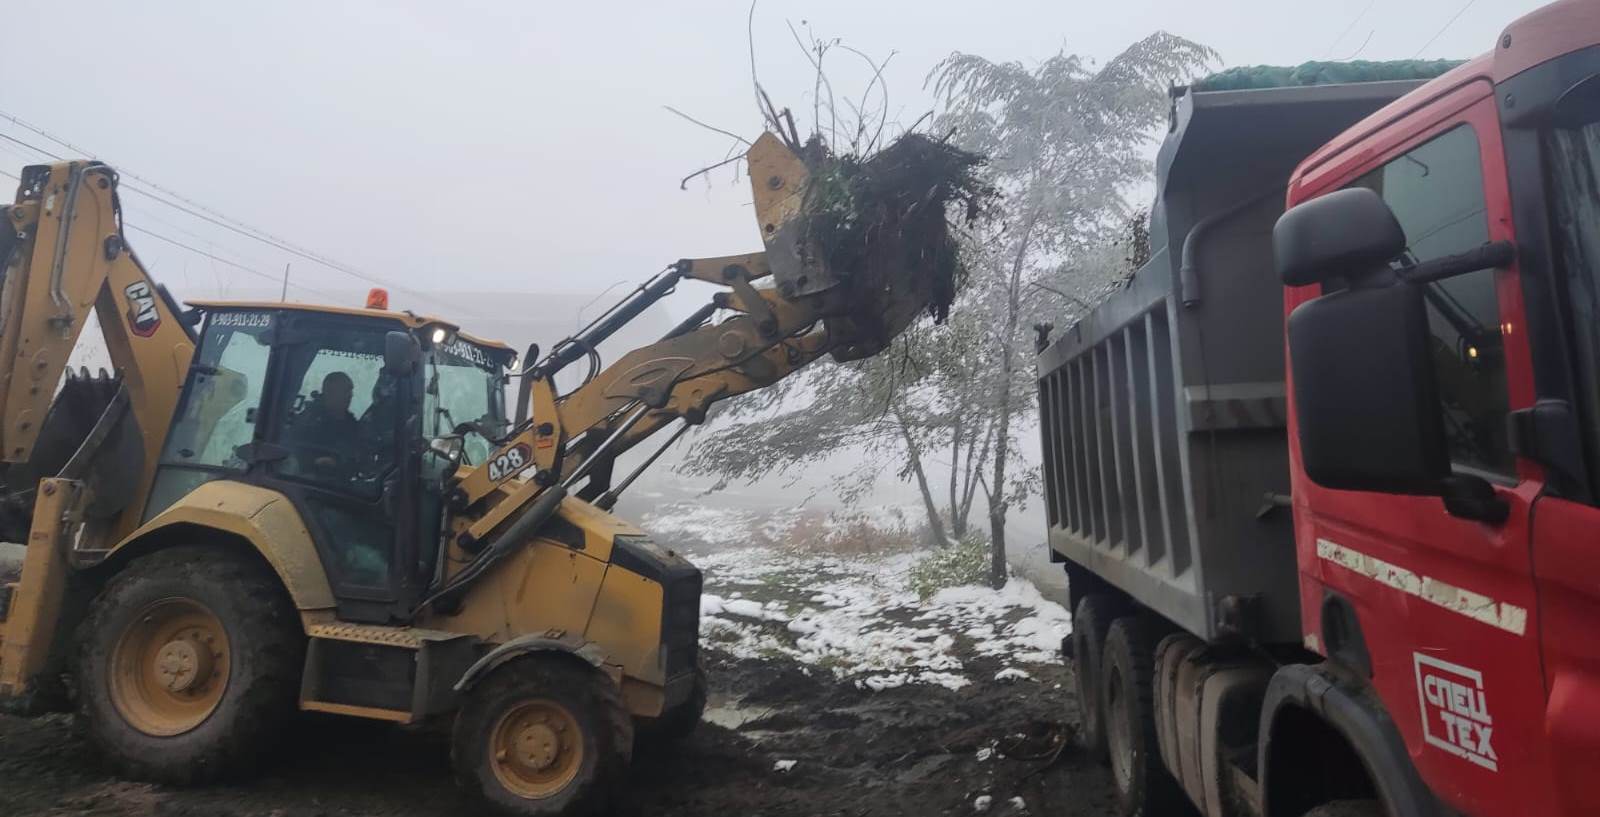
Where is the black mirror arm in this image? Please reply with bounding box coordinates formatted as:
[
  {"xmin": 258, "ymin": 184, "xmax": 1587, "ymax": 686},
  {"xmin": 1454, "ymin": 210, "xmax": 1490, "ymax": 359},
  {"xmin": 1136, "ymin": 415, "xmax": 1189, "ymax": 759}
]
[
  {"xmin": 1397, "ymin": 241, "xmax": 1517, "ymax": 285},
  {"xmin": 1509, "ymin": 399, "xmax": 1594, "ymax": 502},
  {"xmin": 1439, "ymin": 474, "xmax": 1510, "ymax": 525}
]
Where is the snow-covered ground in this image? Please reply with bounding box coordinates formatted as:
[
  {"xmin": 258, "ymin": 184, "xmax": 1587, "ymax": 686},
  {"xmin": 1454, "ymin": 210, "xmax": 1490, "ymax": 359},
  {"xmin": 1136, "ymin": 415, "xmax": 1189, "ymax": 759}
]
[
  {"xmin": 642, "ymin": 501, "xmax": 924, "ymax": 551},
  {"xmin": 642, "ymin": 504, "xmax": 803, "ymax": 549},
  {"xmin": 693, "ymin": 546, "xmax": 1073, "ymax": 692}
]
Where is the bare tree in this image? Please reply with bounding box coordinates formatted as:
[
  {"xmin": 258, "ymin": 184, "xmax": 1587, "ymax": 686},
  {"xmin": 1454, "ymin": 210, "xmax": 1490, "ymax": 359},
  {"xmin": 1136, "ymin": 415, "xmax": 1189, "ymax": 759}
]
[
  {"xmin": 930, "ymin": 32, "xmax": 1217, "ymax": 586},
  {"xmin": 680, "ymin": 33, "xmax": 1215, "ymax": 587}
]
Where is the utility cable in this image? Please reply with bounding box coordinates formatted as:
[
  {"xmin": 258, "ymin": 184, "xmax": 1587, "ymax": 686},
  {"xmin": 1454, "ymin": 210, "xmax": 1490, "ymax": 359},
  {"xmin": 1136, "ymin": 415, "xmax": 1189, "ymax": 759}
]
[
  {"xmin": 1412, "ymin": 0, "xmax": 1479, "ymax": 59},
  {"xmin": 1322, "ymin": 0, "xmax": 1377, "ymax": 60},
  {"xmin": 0, "ymin": 166, "xmax": 342, "ymax": 302},
  {"xmin": 0, "ymin": 113, "xmax": 487, "ymax": 318}
]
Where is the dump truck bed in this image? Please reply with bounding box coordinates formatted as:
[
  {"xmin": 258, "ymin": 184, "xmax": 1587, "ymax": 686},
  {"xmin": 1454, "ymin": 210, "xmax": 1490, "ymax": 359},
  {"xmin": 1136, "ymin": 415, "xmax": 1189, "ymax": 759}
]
[{"xmin": 1036, "ymin": 80, "xmax": 1424, "ymax": 645}]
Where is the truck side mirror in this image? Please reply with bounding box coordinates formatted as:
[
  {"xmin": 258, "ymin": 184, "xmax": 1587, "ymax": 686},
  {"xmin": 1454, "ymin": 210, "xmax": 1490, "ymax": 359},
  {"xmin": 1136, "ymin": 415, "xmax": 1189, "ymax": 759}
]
[
  {"xmin": 1274, "ymin": 188, "xmax": 1406, "ymax": 286},
  {"xmin": 383, "ymin": 331, "xmax": 422, "ymax": 376},
  {"xmin": 1287, "ymin": 282, "xmax": 1449, "ymax": 494}
]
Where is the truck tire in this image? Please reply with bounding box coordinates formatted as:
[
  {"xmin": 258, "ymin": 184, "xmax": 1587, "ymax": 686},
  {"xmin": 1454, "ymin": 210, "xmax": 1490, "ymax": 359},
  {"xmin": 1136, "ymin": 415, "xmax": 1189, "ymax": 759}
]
[
  {"xmin": 1301, "ymin": 801, "xmax": 1384, "ymax": 817},
  {"xmin": 1072, "ymin": 594, "xmax": 1117, "ymax": 762},
  {"xmin": 1102, "ymin": 617, "xmax": 1190, "ymax": 817},
  {"xmin": 76, "ymin": 545, "xmax": 303, "ymax": 784},
  {"xmin": 452, "ymin": 657, "xmax": 633, "ymax": 816},
  {"xmin": 637, "ymin": 669, "xmax": 706, "ymax": 747}
]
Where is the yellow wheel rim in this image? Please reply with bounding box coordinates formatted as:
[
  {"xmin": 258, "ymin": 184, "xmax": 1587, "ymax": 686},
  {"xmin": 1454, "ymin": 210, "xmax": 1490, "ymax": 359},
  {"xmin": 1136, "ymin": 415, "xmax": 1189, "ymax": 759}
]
[
  {"xmin": 489, "ymin": 699, "xmax": 585, "ymax": 799},
  {"xmin": 109, "ymin": 597, "xmax": 230, "ymax": 737}
]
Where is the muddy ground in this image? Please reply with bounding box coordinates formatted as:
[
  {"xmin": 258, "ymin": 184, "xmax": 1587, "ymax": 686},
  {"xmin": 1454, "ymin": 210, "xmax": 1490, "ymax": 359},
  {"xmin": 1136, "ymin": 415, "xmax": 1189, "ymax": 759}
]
[
  {"xmin": 0, "ymin": 646, "xmax": 1116, "ymax": 817},
  {"xmin": 2, "ymin": 532, "xmax": 1118, "ymax": 817}
]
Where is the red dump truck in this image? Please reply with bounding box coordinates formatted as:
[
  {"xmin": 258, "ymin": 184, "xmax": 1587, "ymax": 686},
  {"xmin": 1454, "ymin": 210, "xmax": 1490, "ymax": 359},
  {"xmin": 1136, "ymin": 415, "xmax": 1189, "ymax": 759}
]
[{"xmin": 1035, "ymin": 3, "xmax": 1600, "ymax": 815}]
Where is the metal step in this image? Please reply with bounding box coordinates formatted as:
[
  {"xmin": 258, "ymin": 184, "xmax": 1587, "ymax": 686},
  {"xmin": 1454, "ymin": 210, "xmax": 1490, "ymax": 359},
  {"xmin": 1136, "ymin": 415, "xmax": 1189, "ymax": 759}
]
[
  {"xmin": 305, "ymin": 621, "xmax": 470, "ymax": 650},
  {"xmin": 301, "ymin": 622, "xmax": 479, "ymax": 723}
]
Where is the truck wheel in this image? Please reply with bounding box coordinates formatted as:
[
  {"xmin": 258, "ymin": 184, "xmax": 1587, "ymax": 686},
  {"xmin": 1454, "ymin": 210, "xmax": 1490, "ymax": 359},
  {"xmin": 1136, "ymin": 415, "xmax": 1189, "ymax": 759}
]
[
  {"xmin": 1072, "ymin": 595, "xmax": 1117, "ymax": 762},
  {"xmin": 637, "ymin": 669, "xmax": 706, "ymax": 747},
  {"xmin": 77, "ymin": 545, "xmax": 303, "ymax": 784},
  {"xmin": 1302, "ymin": 801, "xmax": 1384, "ymax": 817},
  {"xmin": 1102, "ymin": 617, "xmax": 1189, "ymax": 817},
  {"xmin": 452, "ymin": 657, "xmax": 633, "ymax": 816}
]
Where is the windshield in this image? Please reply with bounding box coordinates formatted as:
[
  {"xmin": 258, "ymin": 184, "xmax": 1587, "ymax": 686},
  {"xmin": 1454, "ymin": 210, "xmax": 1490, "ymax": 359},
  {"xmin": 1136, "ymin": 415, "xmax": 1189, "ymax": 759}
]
[{"xmin": 425, "ymin": 337, "xmax": 511, "ymax": 465}]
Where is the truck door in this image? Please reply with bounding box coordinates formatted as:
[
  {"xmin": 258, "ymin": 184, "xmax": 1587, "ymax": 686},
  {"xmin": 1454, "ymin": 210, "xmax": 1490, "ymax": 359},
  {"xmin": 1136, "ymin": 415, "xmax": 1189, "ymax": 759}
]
[
  {"xmin": 1292, "ymin": 87, "xmax": 1555, "ymax": 814},
  {"xmin": 259, "ymin": 313, "xmax": 423, "ymax": 622},
  {"xmin": 1518, "ymin": 75, "xmax": 1600, "ymax": 814}
]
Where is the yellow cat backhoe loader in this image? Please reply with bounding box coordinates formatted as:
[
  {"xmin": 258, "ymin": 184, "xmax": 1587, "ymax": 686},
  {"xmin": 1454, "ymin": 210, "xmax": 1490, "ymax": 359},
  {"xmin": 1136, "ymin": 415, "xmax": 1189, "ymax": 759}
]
[{"xmin": 0, "ymin": 135, "xmax": 955, "ymax": 815}]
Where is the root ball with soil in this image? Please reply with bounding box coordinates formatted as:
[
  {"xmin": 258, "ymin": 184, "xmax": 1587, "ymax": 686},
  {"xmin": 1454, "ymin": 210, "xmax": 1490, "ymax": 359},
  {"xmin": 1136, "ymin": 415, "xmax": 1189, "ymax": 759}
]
[{"xmin": 790, "ymin": 130, "xmax": 993, "ymax": 324}]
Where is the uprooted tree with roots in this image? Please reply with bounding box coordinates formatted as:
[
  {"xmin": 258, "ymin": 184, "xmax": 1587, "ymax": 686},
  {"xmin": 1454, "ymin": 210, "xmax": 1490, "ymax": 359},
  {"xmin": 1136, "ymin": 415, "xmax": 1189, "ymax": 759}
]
[{"xmin": 679, "ymin": 26, "xmax": 1216, "ymax": 588}]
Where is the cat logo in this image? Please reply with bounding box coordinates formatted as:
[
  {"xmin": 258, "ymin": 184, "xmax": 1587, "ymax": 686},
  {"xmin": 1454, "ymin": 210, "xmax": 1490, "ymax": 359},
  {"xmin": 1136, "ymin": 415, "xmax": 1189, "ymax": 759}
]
[{"xmin": 123, "ymin": 282, "xmax": 160, "ymax": 337}]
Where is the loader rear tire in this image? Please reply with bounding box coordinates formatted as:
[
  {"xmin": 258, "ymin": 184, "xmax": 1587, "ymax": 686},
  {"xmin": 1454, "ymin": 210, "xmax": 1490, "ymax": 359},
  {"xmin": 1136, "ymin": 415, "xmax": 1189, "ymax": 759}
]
[
  {"xmin": 452, "ymin": 657, "xmax": 632, "ymax": 816},
  {"xmin": 77, "ymin": 545, "xmax": 303, "ymax": 784},
  {"xmin": 1103, "ymin": 616, "xmax": 1191, "ymax": 817},
  {"xmin": 1072, "ymin": 594, "xmax": 1117, "ymax": 763}
]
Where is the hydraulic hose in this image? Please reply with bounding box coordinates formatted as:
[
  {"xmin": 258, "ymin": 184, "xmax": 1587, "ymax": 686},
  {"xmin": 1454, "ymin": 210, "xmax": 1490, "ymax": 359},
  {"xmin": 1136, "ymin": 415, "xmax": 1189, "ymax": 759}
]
[{"xmin": 418, "ymin": 484, "xmax": 568, "ymax": 612}]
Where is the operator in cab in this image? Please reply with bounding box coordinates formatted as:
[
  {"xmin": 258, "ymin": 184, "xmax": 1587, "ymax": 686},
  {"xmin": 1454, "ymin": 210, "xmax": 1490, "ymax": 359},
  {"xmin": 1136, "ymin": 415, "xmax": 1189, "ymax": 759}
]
[{"xmin": 287, "ymin": 371, "xmax": 360, "ymax": 476}]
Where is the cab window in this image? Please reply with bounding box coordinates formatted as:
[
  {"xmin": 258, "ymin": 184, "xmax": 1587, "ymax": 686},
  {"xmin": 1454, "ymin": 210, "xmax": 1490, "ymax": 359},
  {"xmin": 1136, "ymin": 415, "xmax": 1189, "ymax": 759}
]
[
  {"xmin": 268, "ymin": 324, "xmax": 399, "ymax": 498},
  {"xmin": 158, "ymin": 311, "xmax": 273, "ymax": 471},
  {"xmin": 1349, "ymin": 124, "xmax": 1513, "ymax": 477},
  {"xmin": 146, "ymin": 311, "xmax": 275, "ymax": 518}
]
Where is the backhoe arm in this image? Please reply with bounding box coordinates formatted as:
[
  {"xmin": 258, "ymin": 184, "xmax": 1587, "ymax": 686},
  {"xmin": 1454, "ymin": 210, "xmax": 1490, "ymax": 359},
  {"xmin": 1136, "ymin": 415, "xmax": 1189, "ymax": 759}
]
[{"xmin": 0, "ymin": 162, "xmax": 195, "ymax": 541}]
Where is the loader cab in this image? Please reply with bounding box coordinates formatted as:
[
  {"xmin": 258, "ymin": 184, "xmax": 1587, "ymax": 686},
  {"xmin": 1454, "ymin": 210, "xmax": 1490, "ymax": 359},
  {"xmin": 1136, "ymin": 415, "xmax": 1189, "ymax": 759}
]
[{"xmin": 143, "ymin": 302, "xmax": 513, "ymax": 623}]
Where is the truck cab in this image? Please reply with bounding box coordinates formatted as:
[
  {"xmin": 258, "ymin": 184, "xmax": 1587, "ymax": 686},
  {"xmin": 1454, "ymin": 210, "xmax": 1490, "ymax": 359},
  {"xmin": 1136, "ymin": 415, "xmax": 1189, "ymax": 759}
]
[
  {"xmin": 1035, "ymin": 3, "xmax": 1600, "ymax": 816},
  {"xmin": 1280, "ymin": 4, "xmax": 1600, "ymax": 813}
]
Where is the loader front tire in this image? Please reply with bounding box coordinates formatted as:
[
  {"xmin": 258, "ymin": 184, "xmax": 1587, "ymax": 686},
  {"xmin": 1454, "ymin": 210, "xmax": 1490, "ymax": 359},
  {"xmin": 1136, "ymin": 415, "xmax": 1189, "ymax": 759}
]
[
  {"xmin": 77, "ymin": 545, "xmax": 303, "ymax": 784},
  {"xmin": 452, "ymin": 657, "xmax": 632, "ymax": 816}
]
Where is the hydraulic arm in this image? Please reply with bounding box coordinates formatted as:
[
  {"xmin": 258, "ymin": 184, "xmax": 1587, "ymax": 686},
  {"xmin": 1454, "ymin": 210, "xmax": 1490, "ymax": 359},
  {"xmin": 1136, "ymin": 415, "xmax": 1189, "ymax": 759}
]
[{"xmin": 435, "ymin": 133, "xmax": 953, "ymax": 593}]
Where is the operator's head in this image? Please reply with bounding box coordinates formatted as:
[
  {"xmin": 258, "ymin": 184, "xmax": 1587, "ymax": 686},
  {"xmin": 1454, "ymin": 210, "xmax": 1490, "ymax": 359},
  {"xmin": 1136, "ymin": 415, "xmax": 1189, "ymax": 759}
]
[{"xmin": 320, "ymin": 372, "xmax": 353, "ymax": 414}]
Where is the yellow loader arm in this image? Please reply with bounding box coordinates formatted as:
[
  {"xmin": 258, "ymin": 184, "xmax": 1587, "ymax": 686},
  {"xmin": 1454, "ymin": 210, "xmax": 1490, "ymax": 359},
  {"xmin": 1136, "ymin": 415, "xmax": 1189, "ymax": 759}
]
[{"xmin": 441, "ymin": 133, "xmax": 948, "ymax": 561}]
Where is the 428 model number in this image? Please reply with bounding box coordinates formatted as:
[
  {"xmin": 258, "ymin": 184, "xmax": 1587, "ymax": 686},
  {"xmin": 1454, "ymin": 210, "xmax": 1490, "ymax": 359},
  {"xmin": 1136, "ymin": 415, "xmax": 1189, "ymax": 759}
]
[{"xmin": 487, "ymin": 444, "xmax": 533, "ymax": 482}]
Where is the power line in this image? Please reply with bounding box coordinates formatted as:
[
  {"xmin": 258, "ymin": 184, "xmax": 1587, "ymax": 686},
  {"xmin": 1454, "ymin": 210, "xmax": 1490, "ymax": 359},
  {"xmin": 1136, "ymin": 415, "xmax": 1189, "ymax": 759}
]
[
  {"xmin": 0, "ymin": 166, "xmax": 343, "ymax": 303},
  {"xmin": 121, "ymin": 200, "xmax": 262, "ymax": 261},
  {"xmin": 0, "ymin": 130, "xmax": 61, "ymax": 161},
  {"xmin": 125, "ymin": 224, "xmax": 343, "ymax": 302},
  {"xmin": 1322, "ymin": 0, "xmax": 1377, "ymax": 60},
  {"xmin": 1343, "ymin": 30, "xmax": 1376, "ymax": 62},
  {"xmin": 0, "ymin": 143, "xmax": 327, "ymax": 299},
  {"xmin": 0, "ymin": 111, "xmax": 487, "ymax": 318},
  {"xmin": 1413, "ymin": 0, "xmax": 1479, "ymax": 59}
]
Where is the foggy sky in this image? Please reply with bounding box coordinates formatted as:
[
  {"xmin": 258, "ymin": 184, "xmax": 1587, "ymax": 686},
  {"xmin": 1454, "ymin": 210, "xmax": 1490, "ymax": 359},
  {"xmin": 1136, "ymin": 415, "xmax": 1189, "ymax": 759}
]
[{"xmin": 0, "ymin": 0, "xmax": 1543, "ymax": 319}]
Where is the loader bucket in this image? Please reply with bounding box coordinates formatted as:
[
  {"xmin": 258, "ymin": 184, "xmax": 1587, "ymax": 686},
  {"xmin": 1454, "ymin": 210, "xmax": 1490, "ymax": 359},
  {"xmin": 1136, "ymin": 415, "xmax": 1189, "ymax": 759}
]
[
  {"xmin": 0, "ymin": 368, "xmax": 142, "ymax": 543},
  {"xmin": 746, "ymin": 131, "xmax": 985, "ymax": 363}
]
